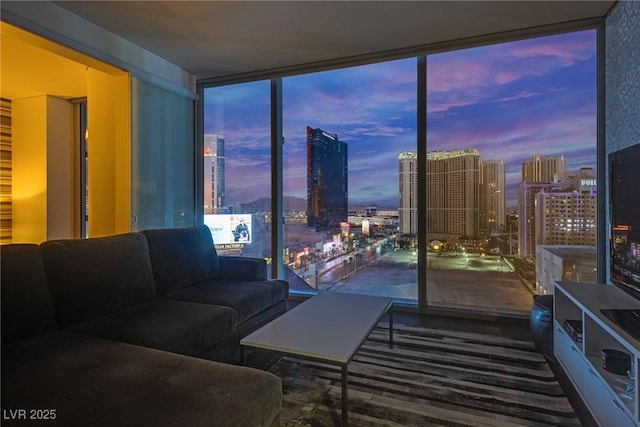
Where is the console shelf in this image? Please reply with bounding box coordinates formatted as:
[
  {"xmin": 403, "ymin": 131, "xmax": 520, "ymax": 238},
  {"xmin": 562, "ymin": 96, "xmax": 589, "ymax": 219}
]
[{"xmin": 554, "ymin": 281, "xmax": 640, "ymax": 427}]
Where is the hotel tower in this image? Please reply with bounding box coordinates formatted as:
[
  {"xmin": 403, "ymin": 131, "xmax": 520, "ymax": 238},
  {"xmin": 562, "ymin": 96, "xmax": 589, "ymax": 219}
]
[
  {"xmin": 398, "ymin": 152, "xmax": 418, "ymax": 235},
  {"xmin": 306, "ymin": 126, "xmax": 348, "ymax": 229},
  {"xmin": 480, "ymin": 159, "xmax": 506, "ymax": 235},
  {"xmin": 518, "ymin": 154, "xmax": 566, "ymax": 257},
  {"xmin": 427, "ymin": 149, "xmax": 480, "ymax": 242},
  {"xmin": 203, "ymin": 133, "xmax": 225, "ymax": 214}
]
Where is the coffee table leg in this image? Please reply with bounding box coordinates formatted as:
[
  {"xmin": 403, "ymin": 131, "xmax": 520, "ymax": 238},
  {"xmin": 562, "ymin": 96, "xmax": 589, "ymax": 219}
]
[{"xmin": 342, "ymin": 364, "xmax": 348, "ymax": 426}]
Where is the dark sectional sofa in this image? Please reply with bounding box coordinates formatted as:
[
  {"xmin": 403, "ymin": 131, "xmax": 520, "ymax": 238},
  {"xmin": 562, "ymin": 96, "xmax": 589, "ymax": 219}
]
[{"xmin": 1, "ymin": 225, "xmax": 289, "ymax": 426}]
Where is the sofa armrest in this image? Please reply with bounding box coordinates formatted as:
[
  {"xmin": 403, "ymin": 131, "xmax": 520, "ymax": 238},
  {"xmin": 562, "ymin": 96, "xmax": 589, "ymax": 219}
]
[{"xmin": 218, "ymin": 256, "xmax": 267, "ymax": 281}]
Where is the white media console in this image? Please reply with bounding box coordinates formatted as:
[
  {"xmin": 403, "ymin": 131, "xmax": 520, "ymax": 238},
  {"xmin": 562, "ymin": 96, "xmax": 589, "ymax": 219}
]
[{"xmin": 554, "ymin": 281, "xmax": 640, "ymax": 426}]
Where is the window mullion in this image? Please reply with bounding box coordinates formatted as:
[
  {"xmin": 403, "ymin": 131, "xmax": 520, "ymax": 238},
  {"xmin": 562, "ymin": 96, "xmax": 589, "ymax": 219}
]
[{"xmin": 271, "ymin": 78, "xmax": 284, "ymax": 279}]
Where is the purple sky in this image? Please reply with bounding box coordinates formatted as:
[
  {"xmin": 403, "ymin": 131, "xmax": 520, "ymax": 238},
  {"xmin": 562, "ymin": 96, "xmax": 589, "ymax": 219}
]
[{"xmin": 204, "ymin": 29, "xmax": 597, "ymax": 210}]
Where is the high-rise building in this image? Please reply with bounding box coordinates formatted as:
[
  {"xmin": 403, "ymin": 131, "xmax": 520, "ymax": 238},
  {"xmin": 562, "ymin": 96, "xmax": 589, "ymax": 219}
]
[
  {"xmin": 518, "ymin": 182, "xmax": 554, "ymax": 257},
  {"xmin": 480, "ymin": 159, "xmax": 506, "ymax": 235},
  {"xmin": 518, "ymin": 154, "xmax": 566, "ymax": 257},
  {"xmin": 204, "ymin": 133, "xmax": 225, "ymax": 214},
  {"xmin": 398, "ymin": 152, "xmax": 418, "ymax": 235},
  {"xmin": 522, "ymin": 154, "xmax": 566, "ymax": 183},
  {"xmin": 306, "ymin": 126, "xmax": 348, "ymax": 229},
  {"xmin": 401, "ymin": 150, "xmax": 503, "ymax": 242},
  {"xmin": 427, "ymin": 149, "xmax": 480, "ymax": 242},
  {"xmin": 505, "ymin": 211, "xmax": 519, "ymax": 255},
  {"xmin": 535, "ymin": 168, "xmax": 597, "ymax": 247}
]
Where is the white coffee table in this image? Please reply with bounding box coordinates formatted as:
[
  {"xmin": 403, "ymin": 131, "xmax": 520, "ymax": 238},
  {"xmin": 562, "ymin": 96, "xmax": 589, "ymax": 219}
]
[{"xmin": 241, "ymin": 292, "xmax": 393, "ymax": 426}]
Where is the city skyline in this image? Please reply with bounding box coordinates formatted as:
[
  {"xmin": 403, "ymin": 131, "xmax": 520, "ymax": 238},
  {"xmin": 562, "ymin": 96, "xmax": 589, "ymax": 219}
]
[{"xmin": 203, "ymin": 29, "xmax": 597, "ymax": 210}]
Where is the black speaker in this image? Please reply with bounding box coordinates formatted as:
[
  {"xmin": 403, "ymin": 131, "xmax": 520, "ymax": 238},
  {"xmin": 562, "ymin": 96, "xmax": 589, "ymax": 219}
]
[
  {"xmin": 602, "ymin": 348, "xmax": 631, "ymax": 375},
  {"xmin": 530, "ymin": 295, "xmax": 556, "ymax": 363}
]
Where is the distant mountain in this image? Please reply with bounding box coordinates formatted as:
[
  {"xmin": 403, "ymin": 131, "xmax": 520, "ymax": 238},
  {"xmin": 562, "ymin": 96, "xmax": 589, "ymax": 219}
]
[
  {"xmin": 284, "ymin": 196, "xmax": 308, "ymax": 211},
  {"xmin": 240, "ymin": 197, "xmax": 271, "ymax": 212}
]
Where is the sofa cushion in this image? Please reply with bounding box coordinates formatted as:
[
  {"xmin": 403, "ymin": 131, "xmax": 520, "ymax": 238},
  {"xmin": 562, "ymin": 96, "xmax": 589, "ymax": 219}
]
[
  {"xmin": 142, "ymin": 225, "xmax": 221, "ymax": 295},
  {"xmin": 0, "ymin": 244, "xmax": 56, "ymax": 344},
  {"xmin": 66, "ymin": 299, "xmax": 238, "ymax": 357},
  {"xmin": 41, "ymin": 232, "xmax": 157, "ymax": 328},
  {"xmin": 3, "ymin": 330, "xmax": 282, "ymax": 427},
  {"xmin": 165, "ymin": 279, "xmax": 289, "ymax": 324},
  {"xmin": 219, "ymin": 255, "xmax": 268, "ymax": 280}
]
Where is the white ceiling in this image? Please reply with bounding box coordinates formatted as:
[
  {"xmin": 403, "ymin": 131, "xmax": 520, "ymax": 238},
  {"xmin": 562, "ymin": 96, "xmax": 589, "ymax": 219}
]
[{"xmin": 53, "ymin": 0, "xmax": 616, "ymax": 80}]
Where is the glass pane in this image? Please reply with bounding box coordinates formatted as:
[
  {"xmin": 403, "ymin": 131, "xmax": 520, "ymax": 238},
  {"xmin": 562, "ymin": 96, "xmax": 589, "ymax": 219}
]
[
  {"xmin": 202, "ymin": 81, "xmax": 272, "ymax": 269},
  {"xmin": 426, "ymin": 30, "xmax": 598, "ymax": 314},
  {"xmin": 131, "ymin": 78, "xmax": 195, "ymax": 230},
  {"xmin": 283, "ymin": 58, "xmax": 418, "ymax": 304}
]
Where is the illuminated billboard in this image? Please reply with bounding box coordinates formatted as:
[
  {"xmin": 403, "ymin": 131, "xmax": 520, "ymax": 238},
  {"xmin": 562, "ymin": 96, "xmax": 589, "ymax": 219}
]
[
  {"xmin": 362, "ymin": 219, "xmax": 370, "ymax": 235},
  {"xmin": 204, "ymin": 214, "xmax": 252, "ymax": 245}
]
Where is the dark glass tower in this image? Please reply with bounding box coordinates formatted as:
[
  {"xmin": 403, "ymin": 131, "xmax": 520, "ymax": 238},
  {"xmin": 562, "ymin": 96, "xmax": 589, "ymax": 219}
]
[{"xmin": 306, "ymin": 126, "xmax": 348, "ymax": 229}]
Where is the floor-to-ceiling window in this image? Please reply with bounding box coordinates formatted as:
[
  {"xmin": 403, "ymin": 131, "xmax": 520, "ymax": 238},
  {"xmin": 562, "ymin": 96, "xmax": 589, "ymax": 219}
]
[
  {"xmin": 425, "ymin": 29, "xmax": 597, "ymax": 314},
  {"xmin": 282, "ymin": 59, "xmax": 418, "ymax": 303},
  {"xmin": 199, "ymin": 27, "xmax": 599, "ymax": 315},
  {"xmin": 202, "ymin": 81, "xmax": 273, "ymax": 268}
]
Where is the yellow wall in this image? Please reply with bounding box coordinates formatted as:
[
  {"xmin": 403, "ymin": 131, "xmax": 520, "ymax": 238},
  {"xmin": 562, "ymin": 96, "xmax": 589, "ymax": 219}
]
[
  {"xmin": 5, "ymin": 22, "xmax": 133, "ymax": 243},
  {"xmin": 10, "ymin": 71, "xmax": 131, "ymax": 243},
  {"xmin": 12, "ymin": 97, "xmax": 47, "ymax": 243},
  {"xmin": 12, "ymin": 95, "xmax": 74, "ymax": 243},
  {"xmin": 87, "ymin": 70, "xmax": 131, "ymax": 237}
]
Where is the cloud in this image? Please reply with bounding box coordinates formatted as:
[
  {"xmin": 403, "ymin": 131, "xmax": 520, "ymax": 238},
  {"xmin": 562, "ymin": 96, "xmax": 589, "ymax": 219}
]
[
  {"xmin": 225, "ymin": 152, "xmax": 270, "ymax": 169},
  {"xmin": 507, "ymin": 34, "xmax": 595, "ymax": 66},
  {"xmin": 205, "ymin": 30, "xmax": 597, "ymax": 207},
  {"xmin": 426, "ymin": 30, "xmax": 596, "ymax": 114},
  {"xmin": 427, "ymin": 91, "xmax": 487, "ymax": 115},
  {"xmin": 496, "ymin": 91, "xmax": 541, "ymax": 103},
  {"xmin": 345, "ymin": 125, "xmax": 411, "ymax": 137}
]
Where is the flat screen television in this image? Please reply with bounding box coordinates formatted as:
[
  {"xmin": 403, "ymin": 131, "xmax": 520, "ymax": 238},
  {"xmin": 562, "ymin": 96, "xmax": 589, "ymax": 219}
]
[{"xmin": 609, "ymin": 142, "xmax": 640, "ymax": 302}]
